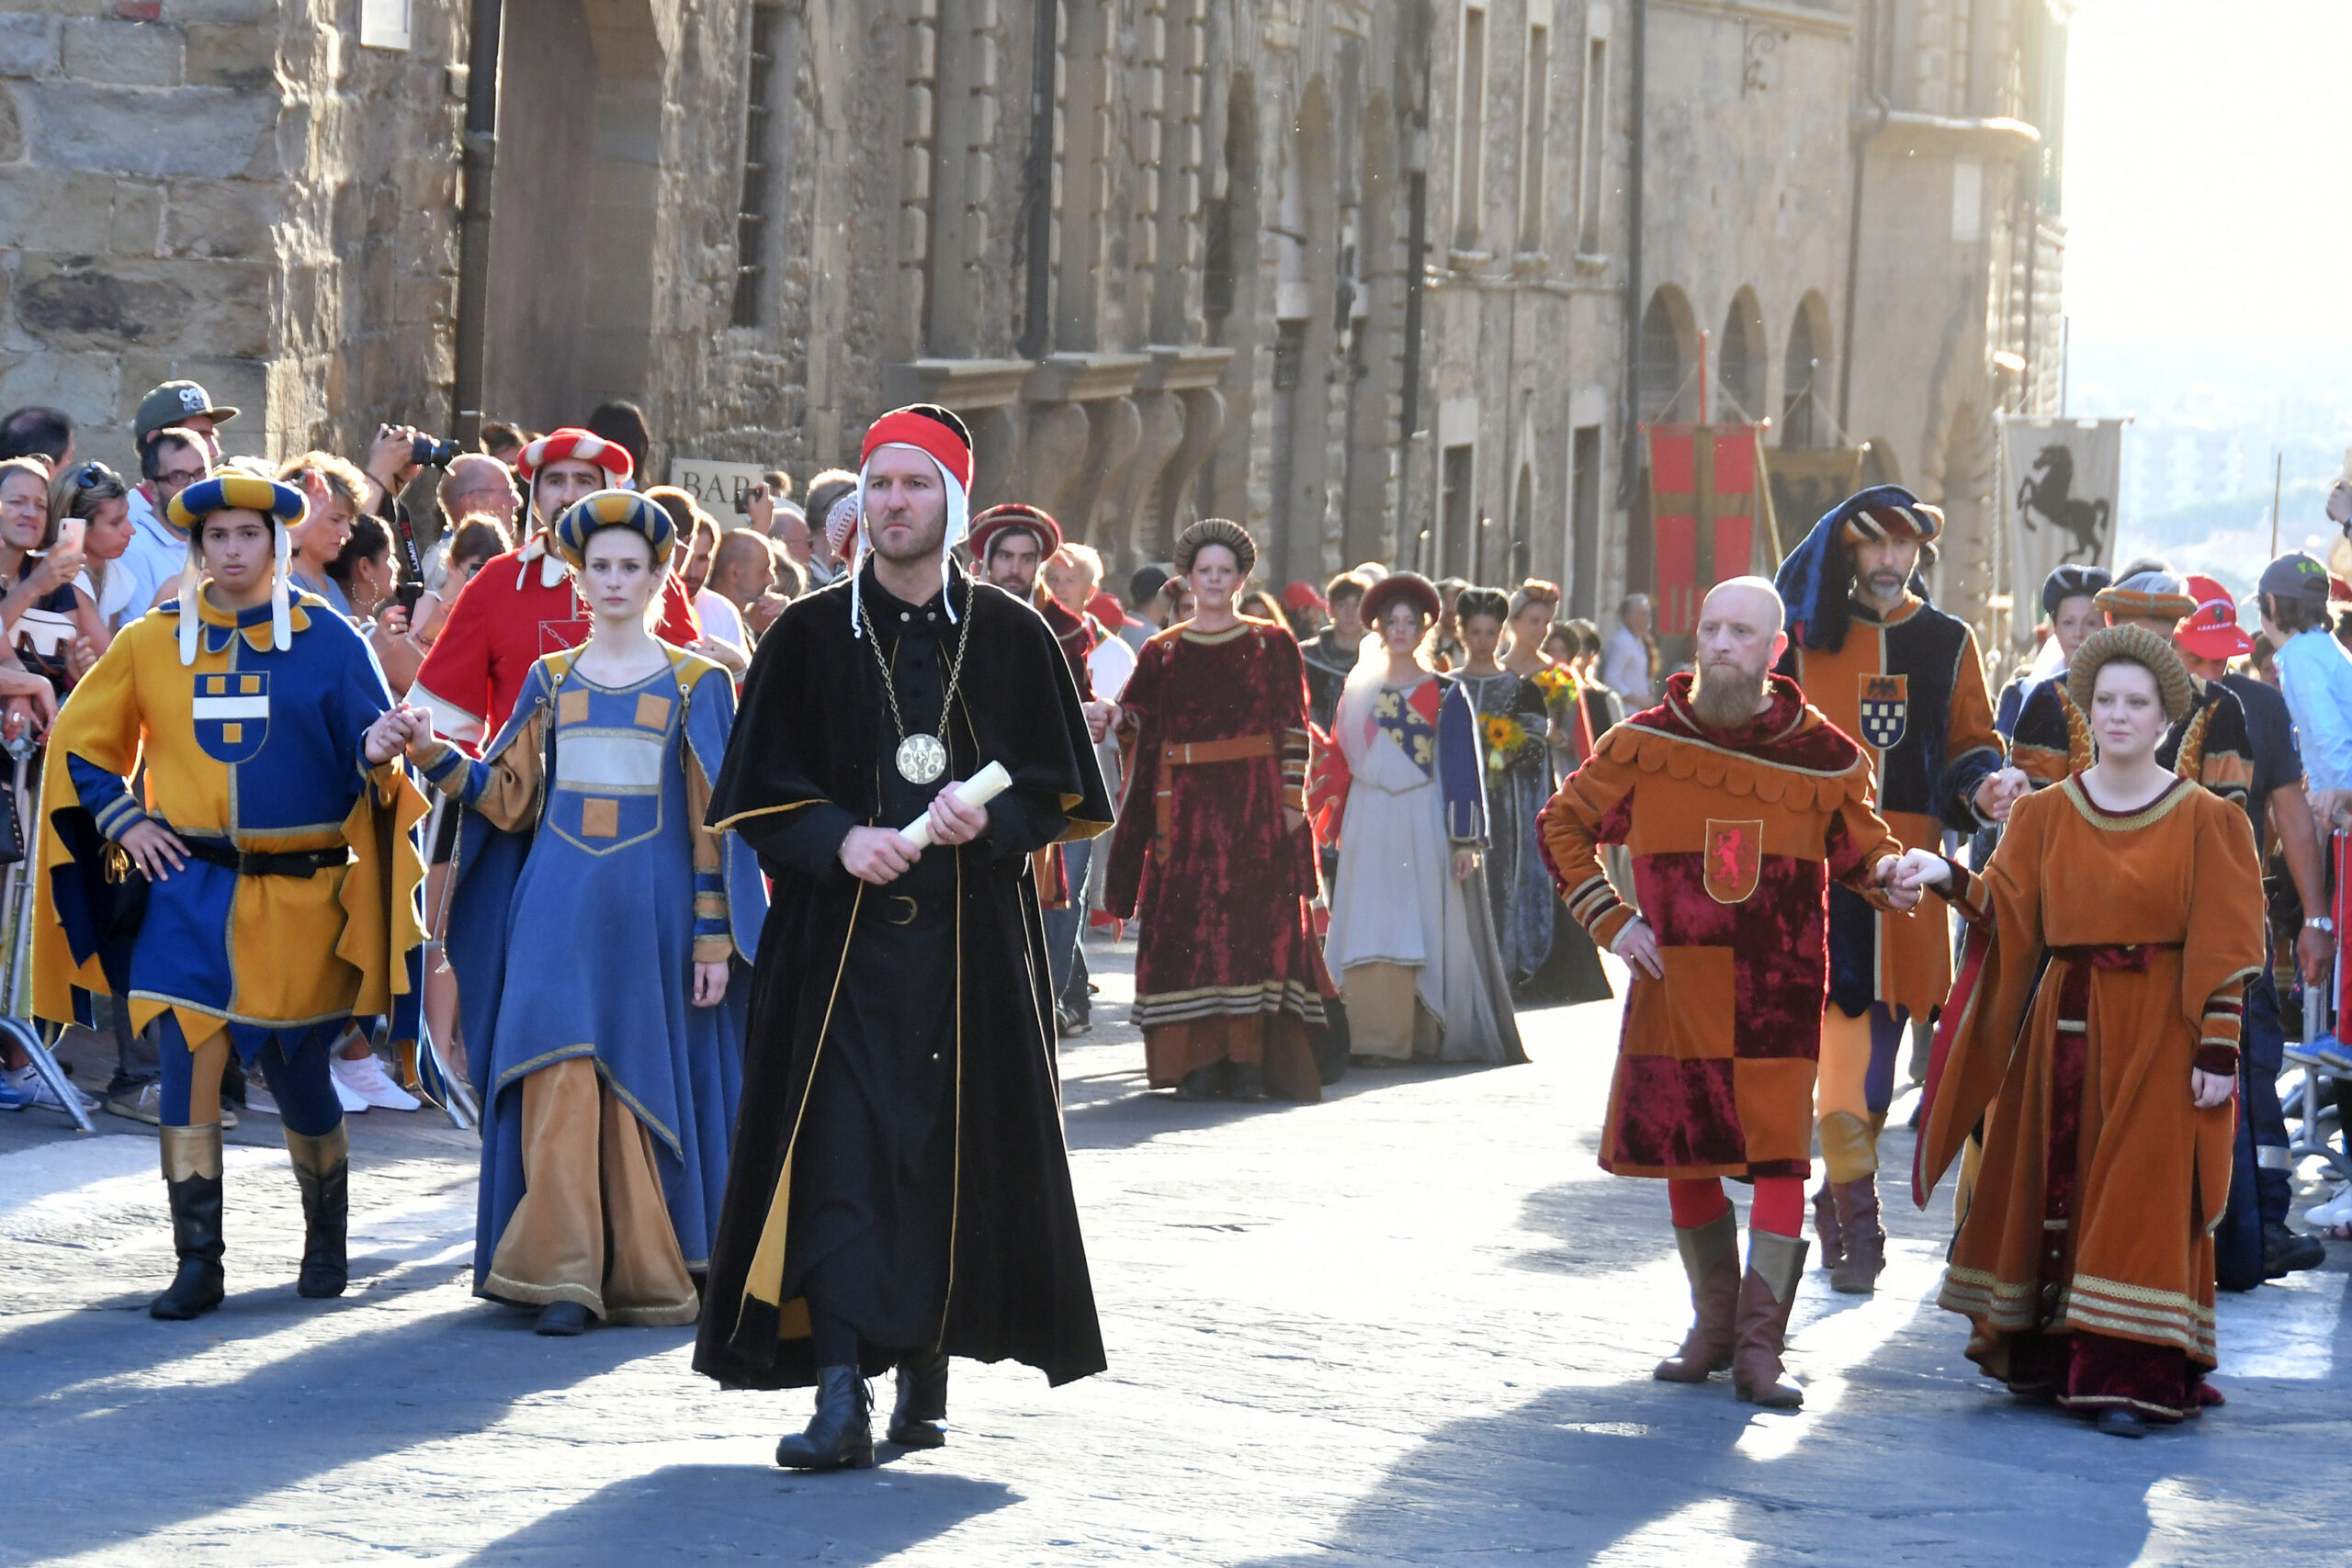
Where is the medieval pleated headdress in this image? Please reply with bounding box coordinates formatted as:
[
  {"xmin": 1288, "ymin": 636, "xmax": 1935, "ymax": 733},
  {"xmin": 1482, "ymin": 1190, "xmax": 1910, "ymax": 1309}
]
[{"xmin": 1772, "ymin": 483, "xmax": 1943, "ymax": 653}]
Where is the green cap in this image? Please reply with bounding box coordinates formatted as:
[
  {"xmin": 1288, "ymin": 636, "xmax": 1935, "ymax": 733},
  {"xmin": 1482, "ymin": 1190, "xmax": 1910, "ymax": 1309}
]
[{"xmin": 135, "ymin": 379, "xmax": 239, "ymax": 445}]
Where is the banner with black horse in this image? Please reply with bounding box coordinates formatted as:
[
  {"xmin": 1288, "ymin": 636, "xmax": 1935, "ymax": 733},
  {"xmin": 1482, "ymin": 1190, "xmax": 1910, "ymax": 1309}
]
[{"xmin": 2004, "ymin": 417, "xmax": 2124, "ymax": 643}]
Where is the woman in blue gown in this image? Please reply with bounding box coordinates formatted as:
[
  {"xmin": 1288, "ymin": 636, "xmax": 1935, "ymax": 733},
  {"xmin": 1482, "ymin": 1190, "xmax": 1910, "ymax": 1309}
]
[{"xmin": 408, "ymin": 491, "xmax": 764, "ymax": 1335}]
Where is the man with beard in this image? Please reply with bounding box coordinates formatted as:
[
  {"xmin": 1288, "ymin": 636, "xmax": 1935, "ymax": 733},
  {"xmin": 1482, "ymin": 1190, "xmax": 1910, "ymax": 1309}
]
[
  {"xmin": 1540, "ymin": 578, "xmax": 1918, "ymax": 1408},
  {"xmin": 968, "ymin": 501, "xmax": 1114, "ymax": 1032},
  {"xmin": 696, "ymin": 405, "xmax": 1111, "ymax": 1469},
  {"xmin": 411, "ymin": 430, "xmax": 700, "ymax": 751},
  {"xmin": 1771, "ymin": 486, "xmax": 2020, "ymax": 1296}
]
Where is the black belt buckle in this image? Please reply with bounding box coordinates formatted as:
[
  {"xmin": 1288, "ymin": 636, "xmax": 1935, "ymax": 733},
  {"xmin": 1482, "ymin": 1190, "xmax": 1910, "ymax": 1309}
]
[{"xmin": 884, "ymin": 894, "xmax": 919, "ymax": 926}]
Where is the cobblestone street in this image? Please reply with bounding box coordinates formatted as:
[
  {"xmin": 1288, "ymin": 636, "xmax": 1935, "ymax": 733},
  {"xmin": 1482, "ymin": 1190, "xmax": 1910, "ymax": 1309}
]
[{"xmin": 2, "ymin": 940, "xmax": 2346, "ymax": 1565}]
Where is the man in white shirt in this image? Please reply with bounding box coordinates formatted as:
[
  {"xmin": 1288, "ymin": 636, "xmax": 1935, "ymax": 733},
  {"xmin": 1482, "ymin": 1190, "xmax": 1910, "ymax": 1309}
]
[
  {"xmin": 1601, "ymin": 592, "xmax": 1657, "ymax": 705},
  {"xmin": 114, "ymin": 426, "xmax": 216, "ymax": 627}
]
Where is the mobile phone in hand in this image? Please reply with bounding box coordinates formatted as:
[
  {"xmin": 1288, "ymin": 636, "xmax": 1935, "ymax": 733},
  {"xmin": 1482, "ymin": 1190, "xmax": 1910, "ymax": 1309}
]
[{"xmin": 54, "ymin": 517, "xmax": 84, "ymax": 553}]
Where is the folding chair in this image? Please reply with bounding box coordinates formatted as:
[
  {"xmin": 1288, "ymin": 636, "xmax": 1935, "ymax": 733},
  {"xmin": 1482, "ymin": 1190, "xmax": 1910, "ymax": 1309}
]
[{"xmin": 0, "ymin": 734, "xmax": 93, "ymax": 1132}]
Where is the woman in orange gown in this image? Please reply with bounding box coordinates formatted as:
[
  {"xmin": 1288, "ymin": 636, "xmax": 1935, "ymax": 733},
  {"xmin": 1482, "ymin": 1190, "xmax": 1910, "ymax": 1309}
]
[{"xmin": 1905, "ymin": 625, "xmax": 2264, "ymax": 1437}]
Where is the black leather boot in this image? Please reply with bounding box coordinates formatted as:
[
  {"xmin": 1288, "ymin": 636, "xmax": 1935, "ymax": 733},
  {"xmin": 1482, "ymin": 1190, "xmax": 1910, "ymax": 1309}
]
[
  {"xmin": 285, "ymin": 1123, "xmax": 349, "ymax": 1299},
  {"xmin": 151, "ymin": 1124, "xmax": 226, "ymax": 1321},
  {"xmin": 1172, "ymin": 1066, "xmax": 1221, "ymax": 1100},
  {"xmin": 775, "ymin": 1366, "xmax": 876, "ymax": 1471},
  {"xmin": 888, "ymin": 1348, "xmax": 949, "ymax": 1448}
]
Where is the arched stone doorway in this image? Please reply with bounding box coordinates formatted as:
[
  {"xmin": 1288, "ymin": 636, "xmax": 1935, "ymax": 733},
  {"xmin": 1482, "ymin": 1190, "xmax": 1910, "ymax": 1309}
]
[
  {"xmin": 1717, "ymin": 287, "xmax": 1767, "ymax": 423},
  {"xmin": 1781, "ymin": 291, "xmax": 1832, "ymax": 448},
  {"xmin": 481, "ymin": 0, "xmax": 663, "ymax": 436}
]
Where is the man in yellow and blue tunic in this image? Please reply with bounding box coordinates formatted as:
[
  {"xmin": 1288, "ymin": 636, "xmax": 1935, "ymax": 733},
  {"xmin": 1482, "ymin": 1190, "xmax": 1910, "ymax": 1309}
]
[{"xmin": 32, "ymin": 472, "xmax": 427, "ymax": 1322}]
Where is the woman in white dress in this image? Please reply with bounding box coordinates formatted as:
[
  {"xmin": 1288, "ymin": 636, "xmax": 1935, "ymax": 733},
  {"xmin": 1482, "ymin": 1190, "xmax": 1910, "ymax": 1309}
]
[{"xmin": 1322, "ymin": 572, "xmax": 1525, "ymax": 1067}]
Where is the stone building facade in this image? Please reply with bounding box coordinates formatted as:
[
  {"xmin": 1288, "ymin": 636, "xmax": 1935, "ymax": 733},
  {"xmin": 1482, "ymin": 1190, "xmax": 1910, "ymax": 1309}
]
[{"xmin": 0, "ymin": 0, "xmax": 2067, "ymax": 636}]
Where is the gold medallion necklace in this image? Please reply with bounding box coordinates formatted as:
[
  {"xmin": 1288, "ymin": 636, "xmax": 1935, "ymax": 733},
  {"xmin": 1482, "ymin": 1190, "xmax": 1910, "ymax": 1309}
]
[{"xmin": 860, "ymin": 579, "xmax": 974, "ymax": 784}]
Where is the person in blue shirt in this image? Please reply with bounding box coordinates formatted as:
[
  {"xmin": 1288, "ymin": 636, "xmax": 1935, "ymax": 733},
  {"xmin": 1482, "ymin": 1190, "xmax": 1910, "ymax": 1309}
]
[
  {"xmin": 2260, "ymin": 551, "xmax": 2352, "ymax": 832},
  {"xmin": 2175, "ymin": 583, "xmax": 2332, "ymax": 1280}
]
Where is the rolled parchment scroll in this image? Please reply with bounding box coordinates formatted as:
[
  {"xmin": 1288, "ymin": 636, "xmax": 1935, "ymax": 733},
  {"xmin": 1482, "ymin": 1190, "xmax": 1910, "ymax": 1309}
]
[{"xmin": 898, "ymin": 761, "xmax": 1012, "ymax": 850}]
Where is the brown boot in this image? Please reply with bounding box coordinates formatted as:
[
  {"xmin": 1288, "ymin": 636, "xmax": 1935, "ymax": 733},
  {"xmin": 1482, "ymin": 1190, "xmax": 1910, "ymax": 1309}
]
[
  {"xmin": 1732, "ymin": 1230, "xmax": 1807, "ymax": 1409},
  {"xmin": 1810, "ymin": 1180, "xmax": 1843, "ymax": 1269},
  {"xmin": 1653, "ymin": 1211, "xmax": 1739, "ymax": 1382},
  {"xmin": 1829, "ymin": 1174, "xmax": 1885, "ymax": 1295}
]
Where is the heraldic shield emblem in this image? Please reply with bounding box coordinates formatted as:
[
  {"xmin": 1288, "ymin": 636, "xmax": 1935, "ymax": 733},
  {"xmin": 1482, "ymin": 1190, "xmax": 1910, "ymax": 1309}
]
[
  {"xmin": 1703, "ymin": 818, "xmax": 1764, "ymax": 904},
  {"xmin": 1858, "ymin": 672, "xmax": 1908, "ymax": 750},
  {"xmin": 192, "ymin": 671, "xmax": 268, "ymax": 764}
]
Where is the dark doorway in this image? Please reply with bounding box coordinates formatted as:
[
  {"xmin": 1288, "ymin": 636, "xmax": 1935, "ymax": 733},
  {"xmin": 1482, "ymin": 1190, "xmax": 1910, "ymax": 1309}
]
[
  {"xmin": 1570, "ymin": 424, "xmax": 1600, "ymax": 617},
  {"xmin": 1441, "ymin": 444, "xmax": 1474, "ymax": 579}
]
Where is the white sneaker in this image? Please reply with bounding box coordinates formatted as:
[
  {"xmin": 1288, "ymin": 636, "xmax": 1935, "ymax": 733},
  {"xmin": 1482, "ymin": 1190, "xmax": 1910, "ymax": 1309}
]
[
  {"xmin": 2305, "ymin": 1187, "xmax": 2352, "ymax": 1228},
  {"xmin": 332, "ymin": 1052, "xmax": 419, "ymax": 1111},
  {"xmin": 3, "ymin": 1064, "xmax": 98, "ymax": 1112},
  {"xmin": 244, "ymin": 1085, "xmax": 280, "ymax": 1116}
]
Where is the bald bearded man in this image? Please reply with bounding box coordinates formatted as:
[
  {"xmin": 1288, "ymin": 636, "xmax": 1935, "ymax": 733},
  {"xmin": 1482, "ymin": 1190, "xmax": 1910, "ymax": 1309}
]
[{"xmin": 1540, "ymin": 578, "xmax": 1918, "ymax": 1409}]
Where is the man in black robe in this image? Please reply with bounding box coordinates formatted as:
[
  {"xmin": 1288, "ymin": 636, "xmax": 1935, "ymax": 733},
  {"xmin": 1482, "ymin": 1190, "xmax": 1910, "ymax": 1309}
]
[{"xmin": 696, "ymin": 404, "xmax": 1112, "ymax": 1471}]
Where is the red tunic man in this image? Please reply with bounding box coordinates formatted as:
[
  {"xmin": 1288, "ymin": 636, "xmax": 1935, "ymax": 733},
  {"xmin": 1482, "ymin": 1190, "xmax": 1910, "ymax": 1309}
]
[
  {"xmin": 413, "ymin": 428, "xmax": 700, "ymax": 750},
  {"xmin": 1540, "ymin": 578, "xmax": 1917, "ymax": 1406},
  {"xmin": 1104, "ymin": 519, "xmax": 1329, "ymax": 1102}
]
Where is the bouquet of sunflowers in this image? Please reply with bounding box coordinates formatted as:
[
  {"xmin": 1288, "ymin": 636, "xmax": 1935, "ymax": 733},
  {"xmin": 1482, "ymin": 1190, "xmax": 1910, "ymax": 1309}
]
[{"xmin": 1481, "ymin": 712, "xmax": 1529, "ymax": 771}]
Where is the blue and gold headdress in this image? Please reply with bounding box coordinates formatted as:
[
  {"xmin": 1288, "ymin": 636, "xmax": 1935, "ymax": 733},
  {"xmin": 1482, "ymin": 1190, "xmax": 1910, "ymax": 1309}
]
[
  {"xmin": 549, "ymin": 489, "xmax": 678, "ymax": 571},
  {"xmin": 165, "ymin": 473, "xmax": 308, "ymax": 667}
]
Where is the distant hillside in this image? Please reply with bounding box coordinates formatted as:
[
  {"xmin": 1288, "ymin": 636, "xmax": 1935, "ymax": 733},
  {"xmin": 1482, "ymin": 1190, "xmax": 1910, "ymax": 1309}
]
[{"xmin": 2112, "ymin": 479, "xmax": 2340, "ymax": 599}]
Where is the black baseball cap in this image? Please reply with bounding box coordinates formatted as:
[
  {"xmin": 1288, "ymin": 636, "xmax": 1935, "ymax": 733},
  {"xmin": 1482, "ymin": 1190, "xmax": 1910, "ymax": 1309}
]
[
  {"xmin": 135, "ymin": 379, "xmax": 239, "ymax": 444},
  {"xmin": 2259, "ymin": 551, "xmax": 2331, "ymax": 608}
]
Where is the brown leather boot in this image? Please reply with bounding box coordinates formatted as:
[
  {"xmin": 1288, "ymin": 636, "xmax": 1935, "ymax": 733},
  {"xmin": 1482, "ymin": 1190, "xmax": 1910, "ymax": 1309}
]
[
  {"xmin": 1829, "ymin": 1174, "xmax": 1885, "ymax": 1295},
  {"xmin": 1810, "ymin": 1180, "xmax": 1843, "ymax": 1269},
  {"xmin": 1654, "ymin": 1211, "xmax": 1739, "ymax": 1382},
  {"xmin": 1732, "ymin": 1229, "xmax": 1807, "ymax": 1409}
]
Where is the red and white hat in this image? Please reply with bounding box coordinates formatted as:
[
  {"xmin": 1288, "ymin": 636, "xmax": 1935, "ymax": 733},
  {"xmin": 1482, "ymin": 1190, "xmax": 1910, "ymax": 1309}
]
[
  {"xmin": 853, "ymin": 404, "xmax": 974, "ymax": 634},
  {"xmin": 2176, "ymin": 572, "xmax": 2254, "ymax": 660},
  {"xmin": 517, "ymin": 428, "xmax": 633, "ymax": 486}
]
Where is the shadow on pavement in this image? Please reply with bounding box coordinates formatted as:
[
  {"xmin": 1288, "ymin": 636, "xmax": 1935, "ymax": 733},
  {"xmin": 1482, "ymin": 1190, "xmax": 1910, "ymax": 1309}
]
[
  {"xmin": 1059, "ymin": 1056, "xmax": 1529, "ymax": 1154},
  {"xmin": 0, "ymin": 1292, "xmax": 690, "ymax": 1562},
  {"xmin": 458, "ymin": 1461, "xmax": 1017, "ymax": 1566},
  {"xmin": 1234, "ymin": 1362, "xmax": 2191, "ymax": 1565}
]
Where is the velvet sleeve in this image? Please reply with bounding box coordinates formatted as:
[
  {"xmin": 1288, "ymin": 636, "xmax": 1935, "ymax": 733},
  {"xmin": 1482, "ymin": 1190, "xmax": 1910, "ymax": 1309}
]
[
  {"xmin": 1939, "ymin": 626, "xmax": 2004, "ymax": 830},
  {"xmin": 1917, "ymin": 791, "xmax": 2052, "ymax": 1199},
  {"xmin": 1439, "ymin": 681, "xmax": 1487, "ymax": 845},
  {"xmin": 1537, "ymin": 743, "xmax": 1638, "ymax": 948},
  {"xmin": 51, "ymin": 631, "xmax": 147, "ymax": 839},
  {"xmin": 411, "ymin": 566, "xmax": 496, "ymax": 750},
  {"xmin": 2184, "ymin": 794, "xmax": 2266, "ymax": 1077},
  {"xmin": 1825, "ymin": 774, "xmax": 1905, "ymax": 909},
  {"xmin": 1101, "ymin": 637, "xmax": 1166, "ymax": 920},
  {"xmin": 2006, "ymin": 681, "xmax": 2075, "ymax": 790}
]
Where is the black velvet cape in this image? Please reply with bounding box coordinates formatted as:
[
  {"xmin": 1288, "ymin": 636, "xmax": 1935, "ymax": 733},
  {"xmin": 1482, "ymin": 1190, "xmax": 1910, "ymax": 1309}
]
[{"xmin": 693, "ymin": 565, "xmax": 1114, "ymax": 1391}]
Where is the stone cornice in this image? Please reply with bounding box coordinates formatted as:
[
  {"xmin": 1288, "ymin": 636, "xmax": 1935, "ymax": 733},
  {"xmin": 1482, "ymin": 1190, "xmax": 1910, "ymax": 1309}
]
[
  {"xmin": 1650, "ymin": 0, "xmax": 1857, "ymax": 40},
  {"xmin": 1023, "ymin": 351, "xmax": 1153, "ymax": 404},
  {"xmin": 1865, "ymin": 111, "xmax": 2042, "ymax": 161},
  {"xmin": 1135, "ymin": 345, "xmax": 1234, "ymax": 394},
  {"xmin": 883, "ymin": 358, "xmax": 1035, "ymax": 411}
]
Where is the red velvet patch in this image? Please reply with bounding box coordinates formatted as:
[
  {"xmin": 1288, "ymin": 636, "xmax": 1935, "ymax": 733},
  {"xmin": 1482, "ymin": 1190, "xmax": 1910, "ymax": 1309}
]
[
  {"xmin": 1634, "ymin": 852, "xmax": 1827, "ymax": 1060},
  {"xmin": 1610, "ymin": 1055, "xmax": 1748, "ymax": 1170}
]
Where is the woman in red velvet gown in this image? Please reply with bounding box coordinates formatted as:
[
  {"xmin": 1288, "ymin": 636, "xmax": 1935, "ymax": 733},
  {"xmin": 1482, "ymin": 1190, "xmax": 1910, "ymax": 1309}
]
[{"xmin": 1104, "ymin": 519, "xmax": 1329, "ymax": 1102}]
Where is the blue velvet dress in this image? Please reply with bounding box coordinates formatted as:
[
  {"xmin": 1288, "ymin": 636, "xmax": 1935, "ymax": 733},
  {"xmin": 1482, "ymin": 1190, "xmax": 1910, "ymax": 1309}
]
[{"xmin": 432, "ymin": 646, "xmax": 764, "ymax": 1304}]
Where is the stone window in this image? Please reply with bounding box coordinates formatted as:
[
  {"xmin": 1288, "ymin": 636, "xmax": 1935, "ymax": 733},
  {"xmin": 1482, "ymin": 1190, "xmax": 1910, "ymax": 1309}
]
[
  {"xmin": 1441, "ymin": 442, "xmax": 1476, "ymax": 578},
  {"xmin": 1570, "ymin": 424, "xmax": 1603, "ymax": 616},
  {"xmin": 731, "ymin": 3, "xmax": 786, "ymax": 329},
  {"xmin": 1454, "ymin": 5, "xmax": 1488, "ymax": 248},
  {"xmin": 1781, "ymin": 300, "xmax": 1819, "ymax": 448},
  {"xmin": 1576, "ymin": 32, "xmax": 1607, "ymax": 255},
  {"xmin": 1517, "ymin": 20, "xmax": 1550, "ymax": 254}
]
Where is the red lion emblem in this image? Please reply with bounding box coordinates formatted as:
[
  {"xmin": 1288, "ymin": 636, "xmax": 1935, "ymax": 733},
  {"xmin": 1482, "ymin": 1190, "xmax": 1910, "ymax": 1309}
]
[{"xmin": 1703, "ymin": 818, "xmax": 1764, "ymax": 904}]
